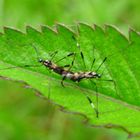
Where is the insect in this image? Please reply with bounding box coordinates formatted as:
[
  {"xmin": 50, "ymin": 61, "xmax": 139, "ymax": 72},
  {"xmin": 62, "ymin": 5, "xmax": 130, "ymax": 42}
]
[
  {"xmin": 33, "ymin": 44, "xmax": 101, "ymax": 117},
  {"xmin": 2, "ymin": 32, "xmax": 129, "ymax": 118},
  {"xmin": 0, "ymin": 43, "xmax": 100, "ymax": 118},
  {"xmin": 36, "ymin": 38, "xmax": 132, "ymax": 118},
  {"xmin": 34, "ymin": 42, "xmax": 114, "ymax": 118}
]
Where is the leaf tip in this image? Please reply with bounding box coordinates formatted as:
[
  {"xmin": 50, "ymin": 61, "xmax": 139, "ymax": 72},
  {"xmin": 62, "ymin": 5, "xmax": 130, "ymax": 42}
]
[{"xmin": 105, "ymin": 24, "xmax": 128, "ymax": 41}]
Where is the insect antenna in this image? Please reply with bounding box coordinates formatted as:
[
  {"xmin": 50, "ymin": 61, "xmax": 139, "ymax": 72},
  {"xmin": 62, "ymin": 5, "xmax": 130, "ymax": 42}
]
[
  {"xmin": 0, "ymin": 64, "xmax": 42, "ymax": 70},
  {"xmin": 0, "ymin": 44, "xmax": 44, "ymax": 71},
  {"xmin": 31, "ymin": 44, "xmax": 41, "ymax": 60}
]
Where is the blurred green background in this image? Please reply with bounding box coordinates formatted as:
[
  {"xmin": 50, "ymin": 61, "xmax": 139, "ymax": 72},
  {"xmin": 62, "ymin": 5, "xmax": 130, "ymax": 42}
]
[{"xmin": 0, "ymin": 0, "xmax": 140, "ymax": 139}]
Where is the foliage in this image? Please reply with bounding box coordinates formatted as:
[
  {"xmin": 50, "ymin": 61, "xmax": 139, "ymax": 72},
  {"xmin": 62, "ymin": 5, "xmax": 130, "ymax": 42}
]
[{"xmin": 0, "ymin": 24, "xmax": 140, "ymax": 138}]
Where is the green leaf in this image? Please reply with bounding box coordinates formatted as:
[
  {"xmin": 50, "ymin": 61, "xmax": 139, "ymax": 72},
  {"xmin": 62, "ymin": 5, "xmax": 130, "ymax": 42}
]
[{"xmin": 0, "ymin": 24, "xmax": 140, "ymax": 138}]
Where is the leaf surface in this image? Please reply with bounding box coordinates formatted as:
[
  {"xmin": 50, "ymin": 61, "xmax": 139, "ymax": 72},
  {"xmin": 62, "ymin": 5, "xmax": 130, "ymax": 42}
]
[{"xmin": 0, "ymin": 24, "xmax": 140, "ymax": 138}]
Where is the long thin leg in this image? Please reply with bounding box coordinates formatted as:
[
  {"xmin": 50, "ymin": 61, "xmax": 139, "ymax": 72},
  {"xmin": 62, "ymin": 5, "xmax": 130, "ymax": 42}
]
[
  {"xmin": 50, "ymin": 51, "xmax": 58, "ymax": 61},
  {"xmin": 55, "ymin": 52, "xmax": 75, "ymax": 64},
  {"xmin": 97, "ymin": 56, "xmax": 119, "ymax": 98},
  {"xmin": 61, "ymin": 76, "xmax": 66, "ymax": 87},
  {"xmin": 86, "ymin": 96, "xmax": 99, "ymax": 118},
  {"xmin": 76, "ymin": 81, "xmax": 99, "ymax": 118},
  {"xmin": 79, "ymin": 44, "xmax": 97, "ymax": 71},
  {"xmin": 68, "ymin": 53, "xmax": 76, "ymax": 71},
  {"xmin": 63, "ymin": 64, "xmax": 70, "ymax": 67},
  {"xmin": 80, "ymin": 52, "xmax": 86, "ymax": 69},
  {"xmin": 75, "ymin": 41, "xmax": 87, "ymax": 70},
  {"xmin": 48, "ymin": 77, "xmax": 51, "ymax": 99},
  {"xmin": 90, "ymin": 58, "xmax": 96, "ymax": 71},
  {"xmin": 61, "ymin": 53, "xmax": 76, "ymax": 87},
  {"xmin": 90, "ymin": 45, "xmax": 96, "ymax": 71},
  {"xmin": 96, "ymin": 57, "xmax": 107, "ymax": 72},
  {"xmin": 90, "ymin": 80, "xmax": 99, "ymax": 118},
  {"xmin": 78, "ymin": 46, "xmax": 99, "ymax": 117}
]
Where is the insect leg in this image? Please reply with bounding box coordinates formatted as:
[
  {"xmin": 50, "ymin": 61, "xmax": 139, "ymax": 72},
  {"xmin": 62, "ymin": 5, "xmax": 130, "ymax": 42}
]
[
  {"xmin": 68, "ymin": 53, "xmax": 76, "ymax": 70},
  {"xmin": 77, "ymin": 81, "xmax": 99, "ymax": 118},
  {"xmin": 80, "ymin": 51, "xmax": 86, "ymax": 69},
  {"xmin": 90, "ymin": 58, "xmax": 96, "ymax": 71},
  {"xmin": 90, "ymin": 45, "xmax": 96, "ymax": 71},
  {"xmin": 47, "ymin": 77, "xmax": 51, "ymax": 99},
  {"xmin": 86, "ymin": 96, "xmax": 99, "ymax": 118},
  {"xmin": 74, "ymin": 41, "xmax": 86, "ymax": 69},
  {"xmin": 55, "ymin": 52, "xmax": 75, "ymax": 64},
  {"xmin": 61, "ymin": 76, "xmax": 66, "ymax": 87},
  {"xmin": 50, "ymin": 51, "xmax": 58, "ymax": 61},
  {"xmin": 63, "ymin": 64, "xmax": 70, "ymax": 67},
  {"xmin": 77, "ymin": 45, "xmax": 99, "ymax": 117},
  {"xmin": 78, "ymin": 44, "xmax": 96, "ymax": 71},
  {"xmin": 89, "ymin": 80, "xmax": 99, "ymax": 118},
  {"xmin": 61, "ymin": 53, "xmax": 76, "ymax": 87},
  {"xmin": 96, "ymin": 57, "xmax": 107, "ymax": 72}
]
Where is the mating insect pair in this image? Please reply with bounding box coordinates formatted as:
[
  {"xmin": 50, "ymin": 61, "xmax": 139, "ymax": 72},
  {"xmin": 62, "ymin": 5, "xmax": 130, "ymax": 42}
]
[
  {"xmin": 0, "ymin": 42, "xmax": 115, "ymax": 118},
  {"xmin": 27, "ymin": 44, "xmax": 99, "ymax": 117}
]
